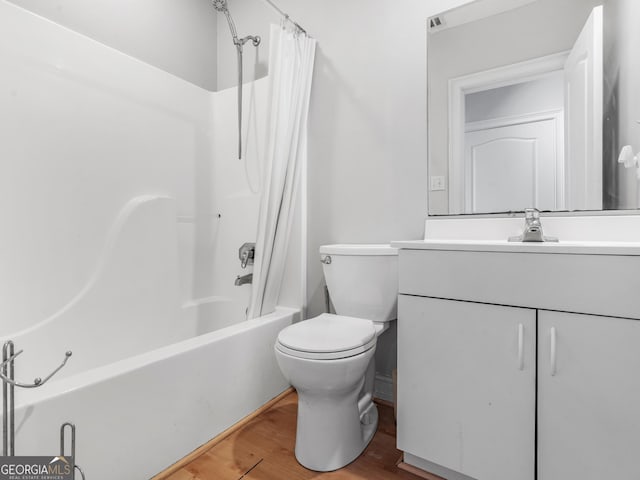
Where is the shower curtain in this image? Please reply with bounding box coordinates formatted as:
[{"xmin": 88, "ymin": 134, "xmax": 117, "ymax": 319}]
[{"xmin": 247, "ymin": 24, "xmax": 316, "ymax": 319}]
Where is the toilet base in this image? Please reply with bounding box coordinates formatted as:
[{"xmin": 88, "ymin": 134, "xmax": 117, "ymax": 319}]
[{"xmin": 294, "ymin": 383, "xmax": 379, "ymax": 472}]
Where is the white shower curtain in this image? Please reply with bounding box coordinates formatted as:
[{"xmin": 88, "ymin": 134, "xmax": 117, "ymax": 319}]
[{"xmin": 247, "ymin": 24, "xmax": 316, "ymax": 319}]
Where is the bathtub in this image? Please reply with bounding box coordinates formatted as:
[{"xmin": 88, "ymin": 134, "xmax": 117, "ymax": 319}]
[{"xmin": 5, "ymin": 304, "xmax": 297, "ymax": 480}]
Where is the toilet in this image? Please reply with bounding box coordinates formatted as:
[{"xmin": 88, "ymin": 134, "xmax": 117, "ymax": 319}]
[{"xmin": 274, "ymin": 244, "xmax": 398, "ymax": 472}]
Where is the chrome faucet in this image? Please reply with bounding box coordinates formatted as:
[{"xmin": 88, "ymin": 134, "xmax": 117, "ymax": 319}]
[
  {"xmin": 508, "ymin": 208, "xmax": 558, "ymax": 242},
  {"xmin": 238, "ymin": 243, "xmax": 255, "ymax": 269},
  {"xmin": 234, "ymin": 273, "xmax": 253, "ymax": 286}
]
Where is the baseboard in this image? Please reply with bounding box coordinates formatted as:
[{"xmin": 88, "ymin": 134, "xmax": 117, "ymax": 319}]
[
  {"xmin": 374, "ymin": 372, "xmax": 394, "ymax": 403},
  {"xmin": 401, "ymin": 452, "xmax": 476, "ymax": 480},
  {"xmin": 397, "ymin": 454, "xmax": 446, "ymax": 480}
]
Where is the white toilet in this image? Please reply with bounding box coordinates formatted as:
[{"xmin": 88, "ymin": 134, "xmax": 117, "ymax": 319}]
[{"xmin": 274, "ymin": 244, "xmax": 398, "ymax": 472}]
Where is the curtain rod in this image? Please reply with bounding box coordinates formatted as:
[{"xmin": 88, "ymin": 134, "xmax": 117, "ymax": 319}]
[{"xmin": 259, "ymin": 0, "xmax": 307, "ymax": 34}]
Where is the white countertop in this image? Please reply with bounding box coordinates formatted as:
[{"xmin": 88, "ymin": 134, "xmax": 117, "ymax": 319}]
[{"xmin": 391, "ymin": 239, "xmax": 640, "ymax": 256}]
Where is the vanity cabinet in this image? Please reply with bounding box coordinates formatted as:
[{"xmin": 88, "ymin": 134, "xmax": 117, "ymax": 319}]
[
  {"xmin": 537, "ymin": 310, "xmax": 640, "ymax": 480},
  {"xmin": 397, "ymin": 295, "xmax": 536, "ymax": 480},
  {"xmin": 396, "ymin": 246, "xmax": 640, "ymax": 480}
]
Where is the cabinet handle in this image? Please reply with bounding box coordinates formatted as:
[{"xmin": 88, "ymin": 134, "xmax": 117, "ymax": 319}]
[
  {"xmin": 550, "ymin": 327, "xmax": 557, "ymax": 376},
  {"xmin": 518, "ymin": 323, "xmax": 524, "ymax": 370}
]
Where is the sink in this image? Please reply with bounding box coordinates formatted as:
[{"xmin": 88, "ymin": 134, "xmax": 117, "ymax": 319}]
[{"xmin": 390, "ymin": 239, "xmax": 640, "ymax": 256}]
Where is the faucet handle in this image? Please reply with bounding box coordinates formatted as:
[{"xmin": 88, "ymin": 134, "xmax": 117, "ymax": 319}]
[
  {"xmin": 238, "ymin": 242, "xmax": 255, "ymax": 269},
  {"xmin": 524, "ymin": 208, "xmax": 540, "ymax": 222}
]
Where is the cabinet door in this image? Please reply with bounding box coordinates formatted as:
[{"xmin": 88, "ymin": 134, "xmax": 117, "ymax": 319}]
[
  {"xmin": 397, "ymin": 295, "xmax": 536, "ymax": 480},
  {"xmin": 538, "ymin": 311, "xmax": 640, "ymax": 479}
]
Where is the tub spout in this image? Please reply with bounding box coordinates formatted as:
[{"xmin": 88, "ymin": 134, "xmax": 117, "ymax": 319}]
[{"xmin": 234, "ymin": 273, "xmax": 253, "ymax": 286}]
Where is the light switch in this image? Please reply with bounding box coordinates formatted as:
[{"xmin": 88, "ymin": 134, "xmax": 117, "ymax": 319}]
[{"xmin": 430, "ymin": 176, "xmax": 446, "ymax": 191}]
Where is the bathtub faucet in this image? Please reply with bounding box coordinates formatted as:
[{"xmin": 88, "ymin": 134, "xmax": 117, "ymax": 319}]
[{"xmin": 234, "ymin": 273, "xmax": 253, "ymax": 286}]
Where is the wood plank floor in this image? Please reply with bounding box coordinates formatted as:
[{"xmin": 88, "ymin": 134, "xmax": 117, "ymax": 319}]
[{"xmin": 165, "ymin": 391, "xmax": 422, "ymax": 480}]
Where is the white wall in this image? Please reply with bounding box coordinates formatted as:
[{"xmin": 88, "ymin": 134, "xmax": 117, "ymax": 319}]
[
  {"xmin": 6, "ymin": 0, "xmax": 219, "ymax": 90},
  {"xmin": 465, "ymin": 72, "xmax": 564, "ymax": 123}
]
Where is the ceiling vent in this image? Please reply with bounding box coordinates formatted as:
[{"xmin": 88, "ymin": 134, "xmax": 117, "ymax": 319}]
[{"xmin": 428, "ymin": 15, "xmax": 446, "ymax": 32}]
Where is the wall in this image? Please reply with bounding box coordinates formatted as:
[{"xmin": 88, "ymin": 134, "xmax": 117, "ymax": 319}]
[
  {"xmin": 6, "ymin": 0, "xmax": 219, "ymax": 90},
  {"xmin": 465, "ymin": 72, "xmax": 564, "ymax": 123},
  {"xmin": 603, "ymin": 0, "xmax": 640, "ymax": 209},
  {"xmin": 428, "ymin": 0, "xmax": 601, "ymax": 214}
]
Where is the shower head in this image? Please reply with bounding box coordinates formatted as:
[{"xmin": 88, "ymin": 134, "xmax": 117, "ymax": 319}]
[
  {"xmin": 212, "ymin": 0, "xmax": 238, "ymax": 41},
  {"xmin": 211, "ymin": 0, "xmax": 228, "ymax": 12}
]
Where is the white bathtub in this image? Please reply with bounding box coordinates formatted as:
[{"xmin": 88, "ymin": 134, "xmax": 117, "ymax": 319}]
[{"xmin": 7, "ymin": 304, "xmax": 297, "ymax": 480}]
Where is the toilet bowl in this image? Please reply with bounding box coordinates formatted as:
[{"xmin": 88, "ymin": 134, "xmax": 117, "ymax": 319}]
[{"xmin": 274, "ymin": 244, "xmax": 398, "ymax": 472}]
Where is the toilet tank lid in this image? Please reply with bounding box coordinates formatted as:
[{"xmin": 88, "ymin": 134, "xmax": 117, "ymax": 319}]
[{"xmin": 320, "ymin": 244, "xmax": 398, "ymax": 256}]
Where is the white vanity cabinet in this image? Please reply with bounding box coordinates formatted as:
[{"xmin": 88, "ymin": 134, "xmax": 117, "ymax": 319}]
[
  {"xmin": 537, "ymin": 310, "xmax": 640, "ymax": 480},
  {"xmin": 397, "ymin": 295, "xmax": 536, "ymax": 480},
  {"xmin": 395, "ymin": 243, "xmax": 640, "ymax": 480}
]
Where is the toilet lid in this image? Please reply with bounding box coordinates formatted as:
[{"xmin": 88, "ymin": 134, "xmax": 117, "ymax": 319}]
[{"xmin": 276, "ymin": 314, "xmax": 376, "ymax": 360}]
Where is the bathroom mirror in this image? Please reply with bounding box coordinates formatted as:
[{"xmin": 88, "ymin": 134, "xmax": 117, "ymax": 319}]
[{"xmin": 427, "ymin": 0, "xmax": 640, "ymax": 215}]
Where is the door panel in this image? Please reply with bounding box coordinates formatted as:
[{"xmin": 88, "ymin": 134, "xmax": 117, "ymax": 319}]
[
  {"xmin": 564, "ymin": 5, "xmax": 603, "ymax": 210},
  {"xmin": 465, "ymin": 119, "xmax": 558, "ymax": 213},
  {"xmin": 397, "ymin": 295, "xmax": 536, "ymax": 480},
  {"xmin": 538, "ymin": 311, "xmax": 640, "ymax": 479}
]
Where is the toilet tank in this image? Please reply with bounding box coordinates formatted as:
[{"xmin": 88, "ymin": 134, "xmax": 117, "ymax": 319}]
[{"xmin": 320, "ymin": 244, "xmax": 398, "ymax": 322}]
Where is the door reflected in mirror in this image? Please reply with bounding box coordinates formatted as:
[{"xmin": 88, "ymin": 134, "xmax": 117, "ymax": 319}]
[{"xmin": 427, "ymin": 0, "xmax": 640, "ymax": 215}]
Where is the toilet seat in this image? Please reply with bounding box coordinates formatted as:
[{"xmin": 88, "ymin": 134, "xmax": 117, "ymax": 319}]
[{"xmin": 276, "ymin": 313, "xmax": 377, "ymax": 360}]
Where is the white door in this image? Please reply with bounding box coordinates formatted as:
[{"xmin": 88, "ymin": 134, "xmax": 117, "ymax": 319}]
[
  {"xmin": 464, "ymin": 117, "xmax": 560, "ymax": 213},
  {"xmin": 397, "ymin": 295, "xmax": 536, "ymax": 480},
  {"xmin": 538, "ymin": 311, "xmax": 640, "ymax": 479},
  {"xmin": 564, "ymin": 6, "xmax": 603, "ymax": 211}
]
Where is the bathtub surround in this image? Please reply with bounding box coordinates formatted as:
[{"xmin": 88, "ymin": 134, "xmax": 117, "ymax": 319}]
[
  {"xmin": 249, "ymin": 25, "xmax": 316, "ymax": 318},
  {"xmin": 0, "ymin": 1, "xmax": 304, "ymax": 478},
  {"xmin": 0, "ymin": 0, "xmax": 304, "ymax": 345}
]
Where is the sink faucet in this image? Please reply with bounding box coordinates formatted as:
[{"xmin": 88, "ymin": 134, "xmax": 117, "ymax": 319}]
[
  {"xmin": 508, "ymin": 208, "xmax": 558, "ymax": 242},
  {"xmin": 234, "ymin": 273, "xmax": 253, "ymax": 286}
]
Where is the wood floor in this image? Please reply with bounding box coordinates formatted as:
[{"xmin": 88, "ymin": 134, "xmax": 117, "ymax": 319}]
[{"xmin": 163, "ymin": 391, "xmax": 422, "ymax": 480}]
